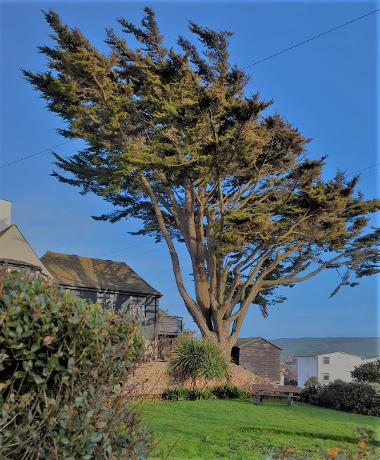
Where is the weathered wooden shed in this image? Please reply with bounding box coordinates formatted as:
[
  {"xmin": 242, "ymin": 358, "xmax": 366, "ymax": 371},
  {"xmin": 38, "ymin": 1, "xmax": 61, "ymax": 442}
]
[
  {"xmin": 41, "ymin": 251, "xmax": 182, "ymax": 342},
  {"xmin": 232, "ymin": 337, "xmax": 282, "ymax": 384}
]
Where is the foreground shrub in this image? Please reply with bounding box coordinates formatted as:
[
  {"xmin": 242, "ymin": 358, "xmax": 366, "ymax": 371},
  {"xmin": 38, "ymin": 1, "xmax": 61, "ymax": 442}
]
[
  {"xmin": 351, "ymin": 359, "xmax": 380, "ymax": 383},
  {"xmin": 211, "ymin": 384, "xmax": 251, "ymax": 400},
  {"xmin": 300, "ymin": 379, "xmax": 380, "ymax": 416},
  {"xmin": 0, "ymin": 271, "xmax": 149, "ymax": 459},
  {"xmin": 168, "ymin": 335, "xmax": 228, "ymax": 387}
]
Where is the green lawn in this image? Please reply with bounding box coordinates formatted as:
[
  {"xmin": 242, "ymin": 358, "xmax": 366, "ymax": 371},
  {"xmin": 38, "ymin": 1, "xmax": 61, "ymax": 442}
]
[{"xmin": 142, "ymin": 399, "xmax": 379, "ymax": 459}]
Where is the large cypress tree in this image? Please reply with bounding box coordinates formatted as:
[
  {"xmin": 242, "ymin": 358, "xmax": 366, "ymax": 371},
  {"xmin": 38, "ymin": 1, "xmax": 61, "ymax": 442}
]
[{"xmin": 25, "ymin": 8, "xmax": 379, "ymax": 355}]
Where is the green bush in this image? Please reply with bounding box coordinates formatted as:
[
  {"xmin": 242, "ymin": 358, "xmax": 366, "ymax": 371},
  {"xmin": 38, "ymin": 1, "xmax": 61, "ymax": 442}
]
[
  {"xmin": 211, "ymin": 384, "xmax": 251, "ymax": 400},
  {"xmin": 300, "ymin": 379, "xmax": 380, "ymax": 416},
  {"xmin": 186, "ymin": 388, "xmax": 214, "ymax": 400},
  {"xmin": 162, "ymin": 387, "xmax": 214, "ymax": 401},
  {"xmin": 317, "ymin": 381, "xmax": 380, "ymax": 416},
  {"xmin": 0, "ymin": 271, "xmax": 149, "ymax": 459},
  {"xmin": 351, "ymin": 359, "xmax": 380, "ymax": 383},
  {"xmin": 299, "ymin": 382, "xmax": 322, "ymax": 405},
  {"xmin": 161, "ymin": 387, "xmax": 189, "ymax": 401},
  {"xmin": 162, "ymin": 385, "xmax": 251, "ymax": 401},
  {"xmin": 168, "ymin": 335, "xmax": 228, "ymax": 388}
]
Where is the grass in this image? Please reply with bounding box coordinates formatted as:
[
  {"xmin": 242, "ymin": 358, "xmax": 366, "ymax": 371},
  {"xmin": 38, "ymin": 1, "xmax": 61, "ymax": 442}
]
[{"xmin": 142, "ymin": 399, "xmax": 380, "ymax": 459}]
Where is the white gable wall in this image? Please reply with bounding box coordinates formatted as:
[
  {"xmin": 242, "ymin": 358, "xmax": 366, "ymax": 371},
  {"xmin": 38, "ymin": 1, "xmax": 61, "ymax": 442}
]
[
  {"xmin": 0, "ymin": 225, "xmax": 51, "ymax": 277},
  {"xmin": 297, "ymin": 351, "xmax": 379, "ymax": 388},
  {"xmin": 317, "ymin": 352, "xmax": 364, "ymax": 385}
]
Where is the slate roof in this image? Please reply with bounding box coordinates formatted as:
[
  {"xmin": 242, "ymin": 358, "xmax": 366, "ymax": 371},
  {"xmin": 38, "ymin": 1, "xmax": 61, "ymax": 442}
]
[
  {"xmin": 41, "ymin": 251, "xmax": 160, "ymax": 296},
  {"xmin": 234, "ymin": 337, "xmax": 282, "ymax": 350}
]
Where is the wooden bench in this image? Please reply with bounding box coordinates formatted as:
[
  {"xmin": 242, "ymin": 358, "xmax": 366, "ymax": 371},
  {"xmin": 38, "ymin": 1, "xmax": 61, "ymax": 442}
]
[{"xmin": 251, "ymin": 384, "xmax": 301, "ymax": 406}]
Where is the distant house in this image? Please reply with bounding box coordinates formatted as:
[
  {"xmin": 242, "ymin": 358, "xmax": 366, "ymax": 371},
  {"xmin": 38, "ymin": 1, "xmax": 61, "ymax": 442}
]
[
  {"xmin": 0, "ymin": 199, "xmax": 51, "ymax": 278},
  {"xmin": 41, "ymin": 251, "xmax": 183, "ymax": 341},
  {"xmin": 232, "ymin": 337, "xmax": 282, "ymax": 384},
  {"xmin": 296, "ymin": 351, "xmax": 379, "ymax": 388}
]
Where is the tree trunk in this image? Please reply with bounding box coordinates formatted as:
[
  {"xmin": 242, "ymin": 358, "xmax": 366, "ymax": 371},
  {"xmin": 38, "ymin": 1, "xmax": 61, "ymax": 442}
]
[{"xmin": 197, "ymin": 319, "xmax": 234, "ymax": 361}]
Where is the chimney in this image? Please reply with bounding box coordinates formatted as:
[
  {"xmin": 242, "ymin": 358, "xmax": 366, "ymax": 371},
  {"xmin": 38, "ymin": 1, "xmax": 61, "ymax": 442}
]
[{"xmin": 0, "ymin": 199, "xmax": 11, "ymax": 231}]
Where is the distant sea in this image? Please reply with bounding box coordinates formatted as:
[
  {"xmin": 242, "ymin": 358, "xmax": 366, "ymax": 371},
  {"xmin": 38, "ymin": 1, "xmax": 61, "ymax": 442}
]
[{"xmin": 271, "ymin": 337, "xmax": 380, "ymax": 362}]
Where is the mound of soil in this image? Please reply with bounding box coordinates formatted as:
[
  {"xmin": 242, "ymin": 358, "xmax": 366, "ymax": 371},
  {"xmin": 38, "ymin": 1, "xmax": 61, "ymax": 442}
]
[{"xmin": 125, "ymin": 361, "xmax": 268, "ymax": 396}]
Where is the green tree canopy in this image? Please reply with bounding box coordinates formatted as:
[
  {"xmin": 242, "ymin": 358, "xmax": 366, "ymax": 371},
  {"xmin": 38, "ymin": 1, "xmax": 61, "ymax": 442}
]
[
  {"xmin": 352, "ymin": 359, "xmax": 380, "ymax": 383},
  {"xmin": 24, "ymin": 8, "xmax": 379, "ymax": 354}
]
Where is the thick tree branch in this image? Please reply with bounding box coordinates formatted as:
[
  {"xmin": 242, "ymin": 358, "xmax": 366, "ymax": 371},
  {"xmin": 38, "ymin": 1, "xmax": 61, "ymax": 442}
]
[
  {"xmin": 139, "ymin": 173, "xmax": 210, "ymax": 332},
  {"xmin": 262, "ymin": 254, "xmax": 344, "ymax": 287}
]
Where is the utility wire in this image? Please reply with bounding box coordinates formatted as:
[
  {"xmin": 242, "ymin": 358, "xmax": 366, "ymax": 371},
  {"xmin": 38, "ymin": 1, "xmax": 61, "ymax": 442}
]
[
  {"xmin": 0, "ymin": 140, "xmax": 74, "ymax": 169},
  {"xmin": 100, "ymin": 241, "xmax": 149, "ymax": 257},
  {"xmin": 243, "ymin": 8, "xmax": 379, "ymax": 69},
  {"xmin": 344, "ymin": 162, "xmax": 380, "ymax": 181},
  {"xmin": 1, "ymin": 9, "xmax": 379, "ymax": 173},
  {"xmin": 357, "ymin": 162, "xmax": 380, "ymax": 174}
]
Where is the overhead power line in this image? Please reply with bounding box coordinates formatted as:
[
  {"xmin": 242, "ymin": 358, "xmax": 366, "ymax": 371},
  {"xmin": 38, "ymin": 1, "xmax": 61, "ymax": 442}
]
[
  {"xmin": 100, "ymin": 241, "xmax": 149, "ymax": 257},
  {"xmin": 243, "ymin": 8, "xmax": 380, "ymax": 69},
  {"xmin": 357, "ymin": 162, "xmax": 380, "ymax": 174},
  {"xmin": 1, "ymin": 9, "xmax": 378, "ymax": 172},
  {"xmin": 0, "ymin": 140, "xmax": 74, "ymax": 169},
  {"xmin": 346, "ymin": 162, "xmax": 380, "ymax": 181}
]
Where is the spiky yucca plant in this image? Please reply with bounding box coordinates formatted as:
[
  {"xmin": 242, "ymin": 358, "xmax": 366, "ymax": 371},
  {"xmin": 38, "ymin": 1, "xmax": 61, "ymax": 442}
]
[{"xmin": 169, "ymin": 335, "xmax": 228, "ymax": 388}]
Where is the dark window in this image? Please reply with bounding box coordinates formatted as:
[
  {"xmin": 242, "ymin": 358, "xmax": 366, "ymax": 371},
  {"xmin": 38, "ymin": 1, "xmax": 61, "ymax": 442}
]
[
  {"xmin": 323, "ymin": 357, "xmax": 330, "ymax": 365},
  {"xmin": 323, "ymin": 373, "xmax": 329, "ymax": 381}
]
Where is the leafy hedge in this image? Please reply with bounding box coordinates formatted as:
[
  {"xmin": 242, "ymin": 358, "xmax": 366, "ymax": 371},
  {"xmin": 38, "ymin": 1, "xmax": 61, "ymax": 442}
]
[
  {"xmin": 300, "ymin": 380, "xmax": 380, "ymax": 416},
  {"xmin": 162, "ymin": 384, "xmax": 251, "ymax": 401},
  {"xmin": 0, "ymin": 271, "xmax": 149, "ymax": 459},
  {"xmin": 211, "ymin": 383, "xmax": 251, "ymax": 400}
]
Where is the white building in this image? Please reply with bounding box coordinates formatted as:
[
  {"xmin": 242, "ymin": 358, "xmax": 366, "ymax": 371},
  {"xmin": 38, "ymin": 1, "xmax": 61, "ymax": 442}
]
[
  {"xmin": 0, "ymin": 199, "xmax": 51, "ymax": 278},
  {"xmin": 296, "ymin": 351, "xmax": 379, "ymax": 388}
]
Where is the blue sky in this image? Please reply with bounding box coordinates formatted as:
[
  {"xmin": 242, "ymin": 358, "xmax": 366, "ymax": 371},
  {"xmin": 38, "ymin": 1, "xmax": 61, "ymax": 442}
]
[{"xmin": 0, "ymin": 0, "xmax": 378, "ymax": 338}]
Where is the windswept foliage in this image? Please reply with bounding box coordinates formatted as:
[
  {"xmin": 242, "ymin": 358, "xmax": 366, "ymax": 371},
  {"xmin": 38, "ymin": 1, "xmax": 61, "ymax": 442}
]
[{"xmin": 24, "ymin": 8, "xmax": 379, "ymax": 354}]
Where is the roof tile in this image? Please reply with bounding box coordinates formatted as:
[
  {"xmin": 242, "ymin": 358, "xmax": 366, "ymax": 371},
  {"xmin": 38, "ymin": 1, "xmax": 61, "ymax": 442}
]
[{"xmin": 41, "ymin": 251, "xmax": 160, "ymax": 296}]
